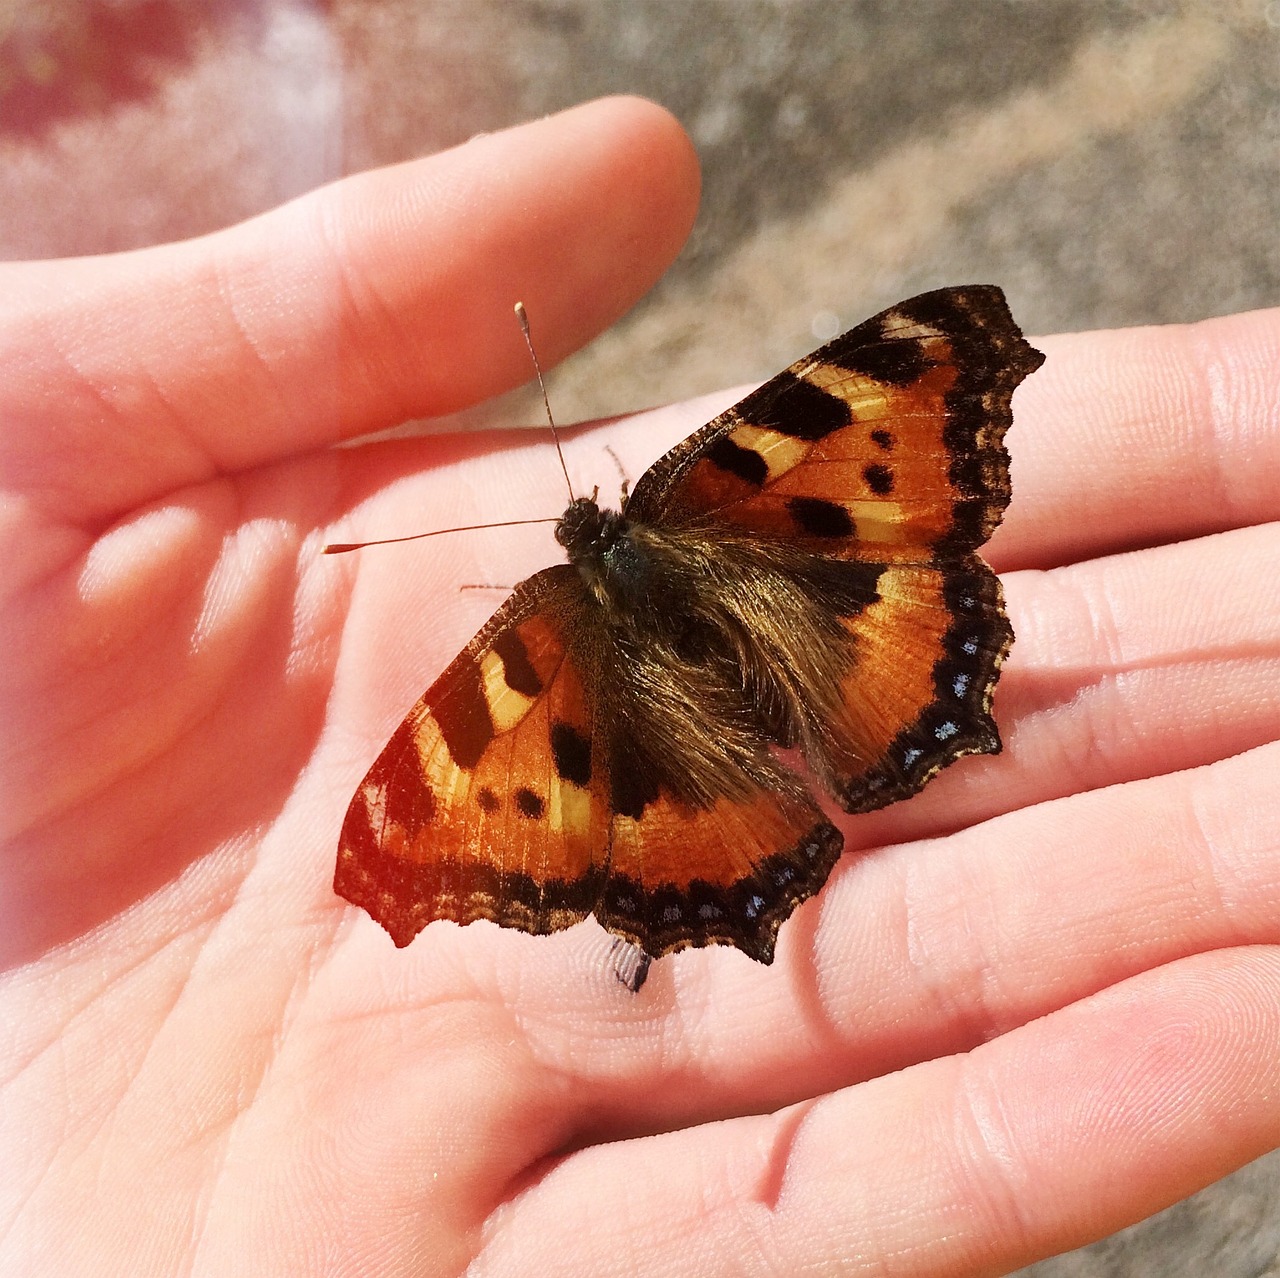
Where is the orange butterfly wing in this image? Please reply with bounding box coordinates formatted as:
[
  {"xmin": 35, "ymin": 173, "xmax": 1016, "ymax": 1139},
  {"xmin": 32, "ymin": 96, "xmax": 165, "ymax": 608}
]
[
  {"xmin": 628, "ymin": 286, "xmax": 1038, "ymax": 558},
  {"xmin": 335, "ymin": 566, "xmax": 607, "ymax": 948},
  {"xmin": 626, "ymin": 285, "xmax": 1044, "ymax": 812},
  {"xmin": 335, "ymin": 565, "xmax": 841, "ymax": 962}
]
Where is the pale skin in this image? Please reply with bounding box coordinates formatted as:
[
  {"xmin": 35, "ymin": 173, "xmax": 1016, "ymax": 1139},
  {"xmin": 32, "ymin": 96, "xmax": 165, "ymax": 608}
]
[{"xmin": 2, "ymin": 95, "xmax": 1278, "ymax": 1276}]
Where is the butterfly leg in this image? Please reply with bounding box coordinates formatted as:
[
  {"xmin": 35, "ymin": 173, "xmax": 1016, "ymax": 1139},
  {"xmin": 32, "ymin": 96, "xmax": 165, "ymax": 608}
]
[
  {"xmin": 609, "ymin": 936, "xmax": 653, "ymax": 992},
  {"xmin": 603, "ymin": 444, "xmax": 631, "ymax": 509}
]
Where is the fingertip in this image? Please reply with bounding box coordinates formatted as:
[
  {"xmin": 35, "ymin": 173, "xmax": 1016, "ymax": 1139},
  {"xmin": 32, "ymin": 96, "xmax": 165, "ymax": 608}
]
[
  {"xmin": 285, "ymin": 94, "xmax": 702, "ymax": 424},
  {"xmin": 1, "ymin": 97, "xmax": 704, "ymax": 527},
  {"xmin": 431, "ymin": 95, "xmax": 700, "ymax": 404},
  {"xmin": 572, "ymin": 94, "xmax": 702, "ymax": 263}
]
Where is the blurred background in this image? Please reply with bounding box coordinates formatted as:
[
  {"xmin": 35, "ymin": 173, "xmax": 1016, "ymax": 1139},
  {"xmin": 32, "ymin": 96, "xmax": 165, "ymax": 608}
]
[{"xmin": 2, "ymin": 3, "xmax": 1277, "ymax": 1273}]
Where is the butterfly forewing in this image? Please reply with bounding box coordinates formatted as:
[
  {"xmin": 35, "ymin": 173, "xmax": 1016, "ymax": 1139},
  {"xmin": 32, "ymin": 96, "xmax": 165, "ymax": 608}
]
[
  {"xmin": 626, "ymin": 286, "xmax": 1043, "ymax": 560},
  {"xmin": 335, "ymin": 566, "xmax": 608, "ymax": 947}
]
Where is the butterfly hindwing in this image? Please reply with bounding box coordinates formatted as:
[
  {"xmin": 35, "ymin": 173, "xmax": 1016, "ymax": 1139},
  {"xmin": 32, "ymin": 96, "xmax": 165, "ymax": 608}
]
[
  {"xmin": 597, "ymin": 789, "xmax": 841, "ymax": 965},
  {"xmin": 811, "ymin": 558, "xmax": 1013, "ymax": 812}
]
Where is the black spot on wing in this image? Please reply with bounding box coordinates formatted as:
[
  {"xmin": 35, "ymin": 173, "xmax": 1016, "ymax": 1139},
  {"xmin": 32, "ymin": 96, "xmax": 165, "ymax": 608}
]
[
  {"xmin": 610, "ymin": 749, "xmax": 661, "ymax": 820},
  {"xmin": 550, "ymin": 720, "xmax": 592, "ymax": 786},
  {"xmin": 477, "ymin": 787, "xmax": 500, "ymax": 813},
  {"xmin": 792, "ymin": 557, "xmax": 884, "ymax": 617},
  {"xmin": 432, "ymin": 657, "xmax": 492, "ymax": 769},
  {"xmin": 515, "ymin": 788, "xmax": 545, "ymax": 819},
  {"xmin": 707, "ymin": 435, "xmax": 768, "ymax": 487},
  {"xmin": 830, "ymin": 327, "xmax": 931, "ymax": 386},
  {"xmin": 870, "ymin": 428, "xmax": 894, "ymax": 451},
  {"xmin": 786, "ymin": 496, "xmax": 854, "ymax": 538},
  {"xmin": 744, "ymin": 371, "xmax": 851, "ymax": 441},
  {"xmin": 492, "ymin": 628, "xmax": 543, "ymax": 697},
  {"xmin": 863, "ymin": 463, "xmax": 894, "ymax": 495}
]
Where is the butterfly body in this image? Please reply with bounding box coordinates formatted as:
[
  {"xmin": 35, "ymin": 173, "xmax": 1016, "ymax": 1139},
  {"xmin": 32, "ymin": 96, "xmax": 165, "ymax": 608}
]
[
  {"xmin": 335, "ymin": 286, "xmax": 1045, "ymax": 970},
  {"xmin": 555, "ymin": 494, "xmax": 884, "ymax": 808}
]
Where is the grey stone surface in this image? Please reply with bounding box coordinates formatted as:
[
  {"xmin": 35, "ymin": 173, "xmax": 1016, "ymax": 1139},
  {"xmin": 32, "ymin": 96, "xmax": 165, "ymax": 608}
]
[
  {"xmin": 3, "ymin": 2, "xmax": 1276, "ymax": 1273},
  {"xmin": 1014, "ymin": 1148, "xmax": 1280, "ymax": 1277}
]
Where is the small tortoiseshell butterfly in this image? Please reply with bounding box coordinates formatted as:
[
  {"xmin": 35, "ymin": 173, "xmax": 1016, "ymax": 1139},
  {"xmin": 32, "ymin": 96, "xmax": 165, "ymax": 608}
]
[{"xmin": 333, "ymin": 286, "xmax": 1044, "ymax": 981}]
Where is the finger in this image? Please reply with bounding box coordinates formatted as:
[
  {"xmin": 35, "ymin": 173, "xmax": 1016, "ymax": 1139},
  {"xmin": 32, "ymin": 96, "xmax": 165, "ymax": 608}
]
[
  {"xmin": 321, "ymin": 418, "xmax": 1280, "ymax": 838},
  {"xmin": 477, "ymin": 948, "xmax": 1280, "ymax": 1278},
  {"xmin": 346, "ymin": 734, "xmax": 1280, "ymax": 1156},
  {"xmin": 0, "ymin": 96, "xmax": 699, "ymax": 527},
  {"xmin": 319, "ymin": 301, "xmax": 1280, "ymax": 580},
  {"xmin": 988, "ymin": 305, "xmax": 1280, "ymax": 571},
  {"xmin": 846, "ymin": 516, "xmax": 1280, "ymax": 848},
  {"xmin": 502, "ymin": 306, "xmax": 1280, "ymax": 575}
]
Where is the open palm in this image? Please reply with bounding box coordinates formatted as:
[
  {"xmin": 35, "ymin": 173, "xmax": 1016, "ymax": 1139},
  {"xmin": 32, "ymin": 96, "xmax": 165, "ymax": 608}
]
[{"xmin": 3, "ymin": 98, "xmax": 1278, "ymax": 1277}]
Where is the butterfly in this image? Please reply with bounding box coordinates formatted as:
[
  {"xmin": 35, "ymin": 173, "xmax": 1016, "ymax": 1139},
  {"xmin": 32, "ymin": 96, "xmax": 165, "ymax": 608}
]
[{"xmin": 333, "ymin": 285, "xmax": 1044, "ymax": 982}]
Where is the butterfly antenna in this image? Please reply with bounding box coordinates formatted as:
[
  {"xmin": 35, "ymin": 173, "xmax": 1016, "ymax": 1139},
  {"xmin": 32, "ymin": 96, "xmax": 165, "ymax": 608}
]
[
  {"xmin": 322, "ymin": 517, "xmax": 558, "ymax": 555},
  {"xmin": 321, "ymin": 304, "xmax": 572, "ymax": 556},
  {"xmin": 515, "ymin": 301, "xmax": 575, "ymax": 503}
]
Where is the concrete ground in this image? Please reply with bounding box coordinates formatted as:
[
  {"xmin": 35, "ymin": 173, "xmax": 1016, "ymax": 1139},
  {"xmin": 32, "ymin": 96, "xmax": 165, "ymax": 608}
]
[{"xmin": 3, "ymin": 3, "xmax": 1277, "ymax": 1274}]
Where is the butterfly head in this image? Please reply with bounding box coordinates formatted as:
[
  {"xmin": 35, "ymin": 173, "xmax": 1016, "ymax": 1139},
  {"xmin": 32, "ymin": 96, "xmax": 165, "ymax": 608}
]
[{"xmin": 554, "ymin": 493, "xmax": 626, "ymax": 565}]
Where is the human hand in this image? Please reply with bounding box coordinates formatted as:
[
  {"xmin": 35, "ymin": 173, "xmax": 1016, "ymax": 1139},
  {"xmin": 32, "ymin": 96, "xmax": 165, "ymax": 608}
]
[{"xmin": 3, "ymin": 95, "xmax": 1278, "ymax": 1276}]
